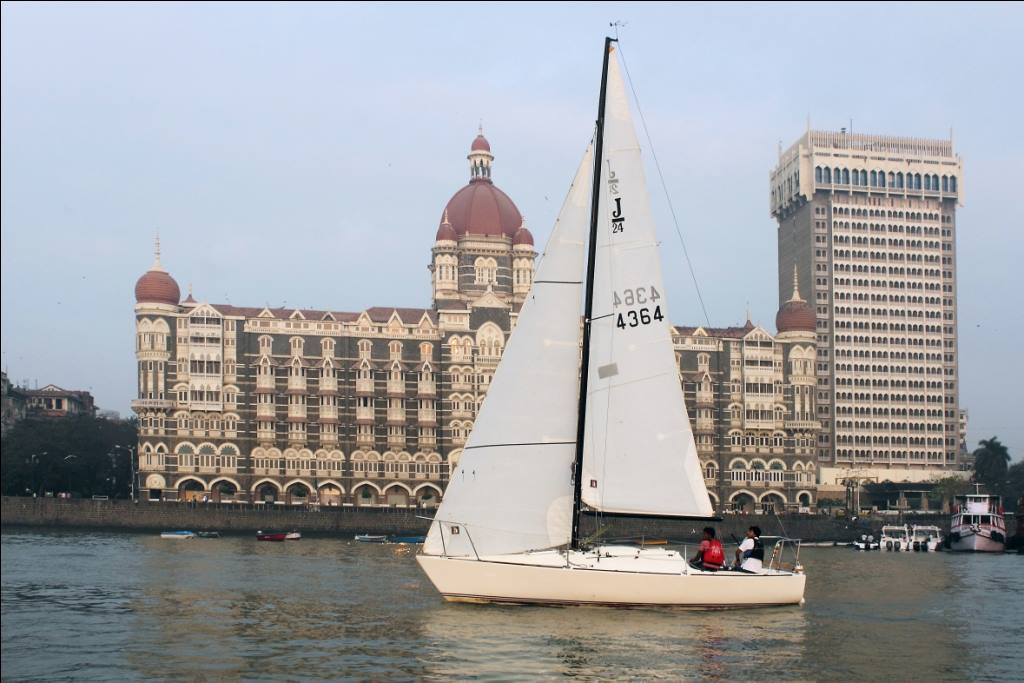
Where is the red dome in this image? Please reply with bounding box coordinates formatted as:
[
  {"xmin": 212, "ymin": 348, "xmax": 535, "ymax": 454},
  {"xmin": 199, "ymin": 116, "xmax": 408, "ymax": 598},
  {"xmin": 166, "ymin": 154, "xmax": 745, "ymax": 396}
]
[
  {"xmin": 776, "ymin": 300, "xmax": 816, "ymax": 333},
  {"xmin": 435, "ymin": 220, "xmax": 457, "ymax": 242},
  {"xmin": 513, "ymin": 227, "xmax": 534, "ymax": 246},
  {"xmin": 135, "ymin": 269, "xmax": 180, "ymax": 306},
  {"xmin": 471, "ymin": 134, "xmax": 491, "ymax": 152},
  {"xmin": 442, "ymin": 181, "xmax": 523, "ymax": 239}
]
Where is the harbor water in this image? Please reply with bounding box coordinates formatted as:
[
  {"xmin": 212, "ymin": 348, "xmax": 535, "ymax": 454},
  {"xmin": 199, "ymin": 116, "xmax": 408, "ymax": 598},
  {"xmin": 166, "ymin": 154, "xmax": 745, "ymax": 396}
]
[{"xmin": 2, "ymin": 529, "xmax": 1021, "ymax": 681}]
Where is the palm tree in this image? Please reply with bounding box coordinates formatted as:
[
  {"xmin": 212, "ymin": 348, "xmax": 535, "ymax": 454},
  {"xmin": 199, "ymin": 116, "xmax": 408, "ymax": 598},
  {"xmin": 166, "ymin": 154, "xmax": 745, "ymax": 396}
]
[{"xmin": 972, "ymin": 437, "xmax": 1011, "ymax": 493}]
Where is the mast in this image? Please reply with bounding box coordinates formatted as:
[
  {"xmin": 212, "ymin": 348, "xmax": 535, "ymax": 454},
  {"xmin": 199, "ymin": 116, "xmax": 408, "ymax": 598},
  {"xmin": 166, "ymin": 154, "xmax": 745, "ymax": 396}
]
[{"xmin": 571, "ymin": 36, "xmax": 615, "ymax": 550}]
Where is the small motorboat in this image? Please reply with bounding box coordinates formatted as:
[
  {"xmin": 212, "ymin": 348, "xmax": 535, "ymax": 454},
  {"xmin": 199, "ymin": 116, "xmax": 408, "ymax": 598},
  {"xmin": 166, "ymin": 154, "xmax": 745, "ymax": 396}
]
[
  {"xmin": 160, "ymin": 531, "xmax": 196, "ymax": 540},
  {"xmin": 389, "ymin": 535, "xmax": 426, "ymax": 545},
  {"xmin": 285, "ymin": 531, "xmax": 302, "ymax": 541},
  {"xmin": 257, "ymin": 531, "xmax": 288, "ymax": 542},
  {"xmin": 355, "ymin": 534, "xmax": 388, "ymax": 543},
  {"xmin": 852, "ymin": 534, "xmax": 879, "ymax": 551},
  {"xmin": 880, "ymin": 525, "xmax": 910, "ymax": 551},
  {"xmin": 910, "ymin": 525, "xmax": 942, "ymax": 551},
  {"xmin": 196, "ymin": 531, "xmax": 221, "ymax": 539}
]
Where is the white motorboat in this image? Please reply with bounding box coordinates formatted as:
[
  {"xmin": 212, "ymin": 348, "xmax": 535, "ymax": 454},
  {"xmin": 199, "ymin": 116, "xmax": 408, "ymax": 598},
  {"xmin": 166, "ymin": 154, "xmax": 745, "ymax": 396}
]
[
  {"xmin": 160, "ymin": 530, "xmax": 195, "ymax": 540},
  {"xmin": 910, "ymin": 525, "xmax": 942, "ymax": 552},
  {"xmin": 852, "ymin": 534, "xmax": 879, "ymax": 551},
  {"xmin": 879, "ymin": 525, "xmax": 910, "ymax": 552},
  {"xmin": 949, "ymin": 492, "xmax": 1006, "ymax": 553},
  {"xmin": 416, "ymin": 38, "xmax": 806, "ymax": 608}
]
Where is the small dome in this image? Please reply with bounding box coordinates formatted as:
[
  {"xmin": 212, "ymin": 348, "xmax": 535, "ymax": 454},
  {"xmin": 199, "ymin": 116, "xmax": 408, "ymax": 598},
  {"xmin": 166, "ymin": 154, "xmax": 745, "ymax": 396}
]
[
  {"xmin": 776, "ymin": 266, "xmax": 815, "ymax": 333},
  {"xmin": 435, "ymin": 211, "xmax": 458, "ymax": 242},
  {"xmin": 471, "ymin": 133, "xmax": 491, "ymax": 152},
  {"xmin": 776, "ymin": 300, "xmax": 816, "ymax": 333},
  {"xmin": 135, "ymin": 269, "xmax": 180, "ymax": 306},
  {"xmin": 512, "ymin": 227, "xmax": 534, "ymax": 246}
]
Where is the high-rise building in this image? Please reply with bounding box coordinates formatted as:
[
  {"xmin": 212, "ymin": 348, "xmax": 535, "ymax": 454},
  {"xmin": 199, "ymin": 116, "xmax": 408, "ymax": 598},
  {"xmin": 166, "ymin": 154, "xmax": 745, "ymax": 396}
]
[{"xmin": 770, "ymin": 129, "xmax": 963, "ymax": 485}]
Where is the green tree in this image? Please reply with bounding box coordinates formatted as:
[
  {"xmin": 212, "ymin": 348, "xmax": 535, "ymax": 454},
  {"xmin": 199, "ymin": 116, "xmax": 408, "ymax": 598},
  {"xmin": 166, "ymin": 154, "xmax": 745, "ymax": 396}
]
[
  {"xmin": 1004, "ymin": 461, "xmax": 1024, "ymax": 513},
  {"xmin": 931, "ymin": 475, "xmax": 971, "ymax": 512},
  {"xmin": 0, "ymin": 415, "xmax": 137, "ymax": 498},
  {"xmin": 972, "ymin": 437, "xmax": 1011, "ymax": 493}
]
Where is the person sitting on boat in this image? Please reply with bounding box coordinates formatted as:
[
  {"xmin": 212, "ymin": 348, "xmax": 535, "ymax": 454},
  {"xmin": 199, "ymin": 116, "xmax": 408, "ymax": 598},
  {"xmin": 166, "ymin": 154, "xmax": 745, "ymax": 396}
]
[
  {"xmin": 735, "ymin": 526, "xmax": 765, "ymax": 573},
  {"xmin": 690, "ymin": 527, "xmax": 725, "ymax": 571}
]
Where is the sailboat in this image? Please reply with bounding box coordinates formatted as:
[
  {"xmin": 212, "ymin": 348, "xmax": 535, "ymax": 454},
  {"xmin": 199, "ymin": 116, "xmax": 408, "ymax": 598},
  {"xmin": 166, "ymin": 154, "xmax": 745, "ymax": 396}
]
[{"xmin": 416, "ymin": 38, "xmax": 806, "ymax": 607}]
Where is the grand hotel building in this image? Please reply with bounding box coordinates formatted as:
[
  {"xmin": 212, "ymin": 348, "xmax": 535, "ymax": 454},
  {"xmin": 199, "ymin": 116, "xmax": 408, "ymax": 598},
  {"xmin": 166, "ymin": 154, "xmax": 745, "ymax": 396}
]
[
  {"xmin": 771, "ymin": 129, "xmax": 964, "ymax": 485},
  {"xmin": 133, "ymin": 133, "xmax": 819, "ymax": 512}
]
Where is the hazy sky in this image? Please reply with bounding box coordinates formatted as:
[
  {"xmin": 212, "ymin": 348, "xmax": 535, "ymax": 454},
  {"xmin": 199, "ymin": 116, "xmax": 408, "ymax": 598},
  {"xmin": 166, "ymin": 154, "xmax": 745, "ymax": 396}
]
[{"xmin": 2, "ymin": 3, "xmax": 1022, "ymax": 459}]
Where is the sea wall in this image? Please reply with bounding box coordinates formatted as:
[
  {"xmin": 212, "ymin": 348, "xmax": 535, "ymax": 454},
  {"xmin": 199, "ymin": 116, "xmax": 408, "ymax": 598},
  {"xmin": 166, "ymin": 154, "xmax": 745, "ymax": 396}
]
[{"xmin": 2, "ymin": 496, "xmax": 955, "ymax": 542}]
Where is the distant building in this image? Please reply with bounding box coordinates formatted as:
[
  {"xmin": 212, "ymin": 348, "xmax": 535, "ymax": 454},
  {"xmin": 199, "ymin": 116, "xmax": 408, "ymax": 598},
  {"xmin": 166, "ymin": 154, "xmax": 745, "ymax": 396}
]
[
  {"xmin": 2, "ymin": 372, "xmax": 27, "ymax": 432},
  {"xmin": 676, "ymin": 275, "xmax": 820, "ymax": 512},
  {"xmin": 771, "ymin": 129, "xmax": 963, "ymax": 485},
  {"xmin": 23, "ymin": 384, "xmax": 96, "ymax": 418},
  {"xmin": 132, "ymin": 131, "xmax": 818, "ymax": 510}
]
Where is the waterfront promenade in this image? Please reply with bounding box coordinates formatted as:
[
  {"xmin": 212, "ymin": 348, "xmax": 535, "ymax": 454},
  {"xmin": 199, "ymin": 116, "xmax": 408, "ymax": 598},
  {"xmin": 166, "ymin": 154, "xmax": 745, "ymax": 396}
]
[{"xmin": 1, "ymin": 496, "xmax": 953, "ymax": 542}]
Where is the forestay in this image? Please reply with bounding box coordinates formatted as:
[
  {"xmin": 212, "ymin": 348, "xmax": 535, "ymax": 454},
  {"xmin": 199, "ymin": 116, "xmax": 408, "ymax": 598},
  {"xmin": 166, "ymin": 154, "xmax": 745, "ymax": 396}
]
[
  {"xmin": 423, "ymin": 146, "xmax": 594, "ymax": 557},
  {"xmin": 580, "ymin": 49, "xmax": 714, "ymax": 519}
]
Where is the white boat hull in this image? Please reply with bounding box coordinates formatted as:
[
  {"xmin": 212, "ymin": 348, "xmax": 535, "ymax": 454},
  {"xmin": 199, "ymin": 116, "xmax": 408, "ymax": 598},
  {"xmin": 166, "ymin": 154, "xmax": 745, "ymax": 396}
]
[
  {"xmin": 949, "ymin": 532, "xmax": 1005, "ymax": 553},
  {"xmin": 417, "ymin": 549, "xmax": 805, "ymax": 608}
]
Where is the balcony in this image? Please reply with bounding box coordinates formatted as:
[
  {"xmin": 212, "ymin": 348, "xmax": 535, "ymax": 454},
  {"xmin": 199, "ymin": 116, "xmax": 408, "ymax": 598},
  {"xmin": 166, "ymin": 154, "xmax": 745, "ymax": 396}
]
[
  {"xmin": 695, "ymin": 418, "xmax": 715, "ymax": 432},
  {"xmin": 418, "ymin": 409, "xmax": 437, "ymax": 424},
  {"xmin": 387, "ymin": 410, "xmax": 406, "ymax": 423},
  {"xmin": 256, "ymin": 377, "xmax": 276, "ymax": 392},
  {"xmin": 320, "ymin": 406, "xmax": 339, "ymax": 421},
  {"xmin": 450, "ymin": 380, "xmax": 474, "ymax": 392},
  {"xmin": 356, "ymin": 407, "xmax": 375, "ymax": 422},
  {"xmin": 387, "ymin": 381, "xmax": 406, "ymax": 396},
  {"xmin": 287, "ymin": 378, "xmax": 307, "ymax": 393},
  {"xmin": 419, "ymin": 437, "xmax": 437, "ymax": 450},
  {"xmin": 256, "ymin": 404, "xmax": 276, "ymax": 419},
  {"xmin": 696, "ymin": 391, "xmax": 714, "ymax": 406},
  {"xmin": 356, "ymin": 378, "xmax": 374, "ymax": 394},
  {"xmin": 288, "ymin": 407, "xmax": 307, "ymax": 420},
  {"xmin": 418, "ymin": 381, "xmax": 437, "ymax": 396},
  {"xmin": 131, "ymin": 398, "xmax": 173, "ymax": 411},
  {"xmin": 319, "ymin": 379, "xmax": 338, "ymax": 393},
  {"xmin": 784, "ymin": 419, "xmax": 822, "ymax": 431}
]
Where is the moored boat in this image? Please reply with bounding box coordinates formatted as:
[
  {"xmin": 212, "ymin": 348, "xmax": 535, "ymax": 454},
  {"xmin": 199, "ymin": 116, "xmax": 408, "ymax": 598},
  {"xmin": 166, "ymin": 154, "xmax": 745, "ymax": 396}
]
[
  {"xmin": 949, "ymin": 492, "xmax": 1006, "ymax": 553},
  {"xmin": 910, "ymin": 525, "xmax": 942, "ymax": 551},
  {"xmin": 355, "ymin": 534, "xmax": 388, "ymax": 543},
  {"xmin": 196, "ymin": 531, "xmax": 221, "ymax": 539},
  {"xmin": 389, "ymin": 535, "xmax": 426, "ymax": 545},
  {"xmin": 160, "ymin": 530, "xmax": 195, "ymax": 540},
  {"xmin": 879, "ymin": 525, "xmax": 910, "ymax": 551},
  {"xmin": 285, "ymin": 531, "xmax": 302, "ymax": 541},
  {"xmin": 852, "ymin": 534, "xmax": 879, "ymax": 551},
  {"xmin": 257, "ymin": 531, "xmax": 288, "ymax": 542}
]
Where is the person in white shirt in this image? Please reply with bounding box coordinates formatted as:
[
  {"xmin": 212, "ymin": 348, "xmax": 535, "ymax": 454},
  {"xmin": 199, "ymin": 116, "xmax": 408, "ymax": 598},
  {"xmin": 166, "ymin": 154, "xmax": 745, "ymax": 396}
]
[{"xmin": 734, "ymin": 526, "xmax": 764, "ymax": 572}]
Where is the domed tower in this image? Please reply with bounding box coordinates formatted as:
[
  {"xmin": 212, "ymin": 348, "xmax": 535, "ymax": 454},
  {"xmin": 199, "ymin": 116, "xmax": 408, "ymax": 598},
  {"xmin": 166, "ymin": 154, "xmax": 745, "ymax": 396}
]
[
  {"xmin": 430, "ymin": 129, "xmax": 536, "ymax": 307},
  {"xmin": 133, "ymin": 236, "xmax": 179, "ymax": 450},
  {"xmin": 776, "ymin": 266, "xmax": 817, "ymax": 429}
]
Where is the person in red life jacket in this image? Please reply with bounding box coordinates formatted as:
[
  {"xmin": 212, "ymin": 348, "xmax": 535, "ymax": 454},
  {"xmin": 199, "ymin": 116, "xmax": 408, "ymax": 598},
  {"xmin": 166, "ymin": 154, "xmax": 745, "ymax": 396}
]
[{"xmin": 690, "ymin": 527, "xmax": 725, "ymax": 571}]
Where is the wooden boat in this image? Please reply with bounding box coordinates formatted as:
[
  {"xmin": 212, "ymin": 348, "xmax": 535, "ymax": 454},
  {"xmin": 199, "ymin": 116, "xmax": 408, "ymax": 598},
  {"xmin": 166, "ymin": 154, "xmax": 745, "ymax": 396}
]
[
  {"xmin": 355, "ymin": 534, "xmax": 388, "ymax": 543},
  {"xmin": 257, "ymin": 531, "xmax": 288, "ymax": 542},
  {"xmin": 160, "ymin": 530, "xmax": 195, "ymax": 540}
]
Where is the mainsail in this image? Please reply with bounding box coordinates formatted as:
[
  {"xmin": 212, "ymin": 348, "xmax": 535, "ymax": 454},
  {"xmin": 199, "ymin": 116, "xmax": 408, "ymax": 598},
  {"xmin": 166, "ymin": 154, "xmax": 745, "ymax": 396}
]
[
  {"xmin": 580, "ymin": 48, "xmax": 714, "ymax": 519},
  {"xmin": 423, "ymin": 146, "xmax": 594, "ymax": 557}
]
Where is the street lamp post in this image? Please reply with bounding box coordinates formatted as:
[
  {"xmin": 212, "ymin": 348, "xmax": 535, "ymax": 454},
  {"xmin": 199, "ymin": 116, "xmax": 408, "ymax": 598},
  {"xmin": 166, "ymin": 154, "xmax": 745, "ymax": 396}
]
[
  {"xmin": 113, "ymin": 445, "xmax": 138, "ymax": 502},
  {"xmin": 63, "ymin": 454, "xmax": 78, "ymax": 497}
]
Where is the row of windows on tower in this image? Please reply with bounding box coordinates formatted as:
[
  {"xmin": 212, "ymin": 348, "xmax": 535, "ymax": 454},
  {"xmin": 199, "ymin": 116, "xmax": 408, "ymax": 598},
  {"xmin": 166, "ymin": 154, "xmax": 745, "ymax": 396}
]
[{"xmin": 815, "ymin": 167, "xmax": 957, "ymax": 192}]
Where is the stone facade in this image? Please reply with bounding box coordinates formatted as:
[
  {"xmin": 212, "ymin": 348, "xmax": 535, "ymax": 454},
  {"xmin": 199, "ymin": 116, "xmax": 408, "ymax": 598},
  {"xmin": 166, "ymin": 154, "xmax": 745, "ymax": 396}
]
[
  {"xmin": 771, "ymin": 129, "xmax": 963, "ymax": 485},
  {"xmin": 133, "ymin": 132, "xmax": 818, "ymax": 511}
]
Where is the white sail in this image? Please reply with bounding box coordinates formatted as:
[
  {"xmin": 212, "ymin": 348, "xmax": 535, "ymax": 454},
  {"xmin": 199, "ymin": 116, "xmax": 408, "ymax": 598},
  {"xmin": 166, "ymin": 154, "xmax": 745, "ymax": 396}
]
[
  {"xmin": 424, "ymin": 146, "xmax": 594, "ymax": 557},
  {"xmin": 580, "ymin": 48, "xmax": 714, "ymax": 519}
]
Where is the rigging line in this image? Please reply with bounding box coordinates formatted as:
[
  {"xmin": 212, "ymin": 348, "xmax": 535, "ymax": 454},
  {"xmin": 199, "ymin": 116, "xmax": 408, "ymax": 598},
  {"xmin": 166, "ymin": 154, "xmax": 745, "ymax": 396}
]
[
  {"xmin": 616, "ymin": 43, "xmax": 713, "ymax": 329},
  {"xmin": 462, "ymin": 440, "xmax": 576, "ymax": 451}
]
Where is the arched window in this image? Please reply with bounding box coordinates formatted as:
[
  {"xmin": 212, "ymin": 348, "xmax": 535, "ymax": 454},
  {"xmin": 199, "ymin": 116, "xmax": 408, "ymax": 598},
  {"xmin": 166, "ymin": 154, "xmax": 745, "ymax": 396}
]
[
  {"xmin": 815, "ymin": 167, "xmax": 822, "ymax": 183},
  {"xmin": 474, "ymin": 257, "xmax": 498, "ymax": 285}
]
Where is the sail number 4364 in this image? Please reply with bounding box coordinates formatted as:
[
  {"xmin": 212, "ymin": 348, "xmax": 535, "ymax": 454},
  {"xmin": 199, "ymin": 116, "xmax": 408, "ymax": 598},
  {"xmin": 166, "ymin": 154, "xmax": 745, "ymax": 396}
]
[{"xmin": 613, "ymin": 286, "xmax": 664, "ymax": 329}]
